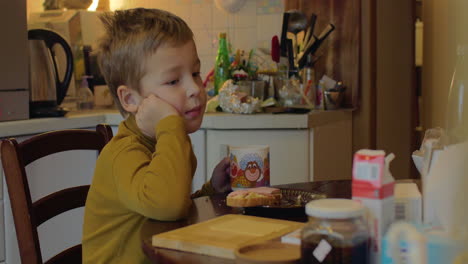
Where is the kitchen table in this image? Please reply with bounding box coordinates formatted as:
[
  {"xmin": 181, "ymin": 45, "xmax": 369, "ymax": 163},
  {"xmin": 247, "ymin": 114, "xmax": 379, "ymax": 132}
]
[{"xmin": 140, "ymin": 180, "xmax": 352, "ymax": 264}]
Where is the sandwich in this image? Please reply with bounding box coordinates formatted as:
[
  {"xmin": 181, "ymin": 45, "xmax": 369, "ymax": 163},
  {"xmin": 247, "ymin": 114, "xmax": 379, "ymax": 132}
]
[{"xmin": 226, "ymin": 187, "xmax": 282, "ymax": 207}]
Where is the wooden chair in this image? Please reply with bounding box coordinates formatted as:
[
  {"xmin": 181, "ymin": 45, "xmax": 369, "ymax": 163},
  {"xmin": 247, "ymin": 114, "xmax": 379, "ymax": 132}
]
[{"xmin": 0, "ymin": 124, "xmax": 113, "ymax": 264}]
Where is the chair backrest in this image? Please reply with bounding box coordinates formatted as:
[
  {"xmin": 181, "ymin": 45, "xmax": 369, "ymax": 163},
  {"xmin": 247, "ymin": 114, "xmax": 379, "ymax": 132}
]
[{"xmin": 0, "ymin": 124, "xmax": 113, "ymax": 264}]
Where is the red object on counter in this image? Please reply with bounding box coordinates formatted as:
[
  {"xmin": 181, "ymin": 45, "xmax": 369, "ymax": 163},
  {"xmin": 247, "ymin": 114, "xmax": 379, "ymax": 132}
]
[
  {"xmin": 203, "ymin": 68, "xmax": 214, "ymax": 88},
  {"xmin": 271, "ymin": 35, "xmax": 280, "ymax": 63}
]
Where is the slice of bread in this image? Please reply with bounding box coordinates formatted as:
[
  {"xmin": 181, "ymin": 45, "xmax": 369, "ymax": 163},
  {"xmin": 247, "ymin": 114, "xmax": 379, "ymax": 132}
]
[{"xmin": 226, "ymin": 187, "xmax": 282, "ymax": 207}]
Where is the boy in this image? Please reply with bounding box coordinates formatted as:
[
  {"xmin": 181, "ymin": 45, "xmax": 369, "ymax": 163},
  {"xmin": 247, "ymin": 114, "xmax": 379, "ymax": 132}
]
[{"xmin": 82, "ymin": 8, "xmax": 230, "ymax": 263}]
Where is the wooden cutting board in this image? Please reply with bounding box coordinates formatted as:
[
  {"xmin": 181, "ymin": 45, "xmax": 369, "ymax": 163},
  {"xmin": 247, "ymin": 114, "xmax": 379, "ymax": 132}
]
[{"xmin": 152, "ymin": 214, "xmax": 304, "ymax": 259}]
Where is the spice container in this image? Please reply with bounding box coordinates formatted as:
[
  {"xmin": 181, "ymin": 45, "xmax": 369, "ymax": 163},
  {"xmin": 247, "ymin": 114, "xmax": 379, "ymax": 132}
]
[{"xmin": 301, "ymin": 199, "xmax": 370, "ymax": 264}]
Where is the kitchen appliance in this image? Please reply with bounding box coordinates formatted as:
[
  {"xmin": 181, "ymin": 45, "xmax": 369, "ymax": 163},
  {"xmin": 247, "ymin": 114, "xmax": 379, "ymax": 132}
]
[
  {"xmin": 28, "ymin": 29, "xmax": 73, "ymax": 117},
  {"xmin": 28, "ymin": 10, "xmax": 105, "ymax": 101}
]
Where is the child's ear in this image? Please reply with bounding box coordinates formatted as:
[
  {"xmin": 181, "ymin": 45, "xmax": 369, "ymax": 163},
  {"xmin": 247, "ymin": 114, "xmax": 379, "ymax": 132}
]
[{"xmin": 117, "ymin": 85, "xmax": 141, "ymax": 113}]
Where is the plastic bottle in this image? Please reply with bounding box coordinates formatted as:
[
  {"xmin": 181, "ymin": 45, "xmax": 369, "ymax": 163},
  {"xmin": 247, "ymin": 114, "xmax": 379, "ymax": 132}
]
[
  {"xmin": 316, "ymin": 79, "xmax": 325, "ymax": 110},
  {"xmin": 77, "ymin": 76, "xmax": 94, "ymax": 110},
  {"xmin": 446, "ymin": 45, "xmax": 468, "ymax": 144},
  {"xmin": 301, "ymin": 54, "xmax": 316, "ymax": 107},
  {"xmin": 214, "ymin": 32, "xmax": 231, "ymax": 95}
]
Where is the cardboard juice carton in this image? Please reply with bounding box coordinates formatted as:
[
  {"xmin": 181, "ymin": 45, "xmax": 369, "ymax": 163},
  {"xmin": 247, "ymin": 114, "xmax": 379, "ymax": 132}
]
[{"xmin": 352, "ymin": 150, "xmax": 395, "ymax": 264}]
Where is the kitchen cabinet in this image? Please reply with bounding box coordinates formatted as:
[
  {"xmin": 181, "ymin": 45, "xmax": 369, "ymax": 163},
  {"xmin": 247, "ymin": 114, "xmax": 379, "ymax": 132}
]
[
  {"xmin": 0, "ymin": 0, "xmax": 29, "ymax": 122},
  {"xmin": 0, "ymin": 164, "xmax": 4, "ymax": 263},
  {"xmin": 203, "ymin": 111, "xmax": 352, "ymax": 182},
  {"xmin": 206, "ymin": 129, "xmax": 310, "ymax": 185},
  {"xmin": 189, "ymin": 130, "xmax": 207, "ymax": 192}
]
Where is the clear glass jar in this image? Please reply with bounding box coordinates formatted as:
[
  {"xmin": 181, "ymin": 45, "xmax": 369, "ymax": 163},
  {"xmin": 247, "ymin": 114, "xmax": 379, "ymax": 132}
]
[{"xmin": 301, "ymin": 199, "xmax": 370, "ymax": 264}]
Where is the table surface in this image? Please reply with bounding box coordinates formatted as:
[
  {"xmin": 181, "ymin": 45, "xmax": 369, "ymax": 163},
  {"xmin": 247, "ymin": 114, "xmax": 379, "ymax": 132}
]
[{"xmin": 140, "ymin": 180, "xmax": 352, "ymax": 264}]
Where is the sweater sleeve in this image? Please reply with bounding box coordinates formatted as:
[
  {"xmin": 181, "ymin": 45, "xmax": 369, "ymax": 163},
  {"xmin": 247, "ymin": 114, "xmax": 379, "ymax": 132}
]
[
  {"xmin": 113, "ymin": 115, "xmax": 193, "ymax": 221},
  {"xmin": 191, "ymin": 181, "xmax": 216, "ymax": 199}
]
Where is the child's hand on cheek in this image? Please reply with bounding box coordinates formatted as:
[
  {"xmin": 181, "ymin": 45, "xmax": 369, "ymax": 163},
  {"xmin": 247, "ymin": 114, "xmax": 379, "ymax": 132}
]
[{"xmin": 135, "ymin": 94, "xmax": 180, "ymax": 138}]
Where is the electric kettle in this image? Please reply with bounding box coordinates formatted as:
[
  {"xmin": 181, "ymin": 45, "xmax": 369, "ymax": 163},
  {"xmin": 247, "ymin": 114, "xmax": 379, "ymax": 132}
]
[{"xmin": 28, "ymin": 29, "xmax": 73, "ymax": 117}]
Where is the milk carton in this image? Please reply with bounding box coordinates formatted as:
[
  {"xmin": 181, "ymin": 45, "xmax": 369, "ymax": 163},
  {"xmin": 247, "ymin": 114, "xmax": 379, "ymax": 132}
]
[
  {"xmin": 394, "ymin": 182, "xmax": 422, "ymax": 224},
  {"xmin": 352, "ymin": 150, "xmax": 395, "ymax": 264}
]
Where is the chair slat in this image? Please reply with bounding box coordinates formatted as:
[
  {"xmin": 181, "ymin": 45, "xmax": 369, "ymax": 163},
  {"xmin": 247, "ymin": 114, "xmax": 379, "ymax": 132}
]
[
  {"xmin": 33, "ymin": 185, "xmax": 90, "ymax": 226},
  {"xmin": 45, "ymin": 245, "xmax": 82, "ymax": 264},
  {"xmin": 20, "ymin": 130, "xmax": 107, "ymax": 165}
]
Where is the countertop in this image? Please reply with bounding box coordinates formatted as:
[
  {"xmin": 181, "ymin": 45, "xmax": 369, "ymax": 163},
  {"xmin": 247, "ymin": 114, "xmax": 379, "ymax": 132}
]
[{"xmin": 0, "ymin": 108, "xmax": 352, "ymax": 138}]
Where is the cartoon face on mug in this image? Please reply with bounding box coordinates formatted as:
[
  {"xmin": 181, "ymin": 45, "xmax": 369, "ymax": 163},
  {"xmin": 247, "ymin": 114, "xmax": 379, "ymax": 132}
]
[
  {"xmin": 244, "ymin": 161, "xmax": 261, "ymax": 181},
  {"xmin": 229, "ymin": 145, "xmax": 270, "ymax": 189},
  {"xmin": 239, "ymin": 153, "xmax": 264, "ymax": 182}
]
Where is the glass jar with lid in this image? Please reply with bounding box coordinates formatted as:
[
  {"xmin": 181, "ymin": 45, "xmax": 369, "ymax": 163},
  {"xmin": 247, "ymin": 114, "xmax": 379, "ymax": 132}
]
[{"xmin": 301, "ymin": 199, "xmax": 370, "ymax": 264}]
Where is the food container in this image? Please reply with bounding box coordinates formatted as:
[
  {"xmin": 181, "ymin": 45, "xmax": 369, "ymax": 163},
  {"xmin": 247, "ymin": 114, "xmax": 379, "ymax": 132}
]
[
  {"xmin": 323, "ymin": 90, "xmax": 344, "ymax": 110},
  {"xmin": 237, "ymin": 80, "xmax": 267, "ymax": 101},
  {"xmin": 301, "ymin": 199, "xmax": 370, "ymax": 264}
]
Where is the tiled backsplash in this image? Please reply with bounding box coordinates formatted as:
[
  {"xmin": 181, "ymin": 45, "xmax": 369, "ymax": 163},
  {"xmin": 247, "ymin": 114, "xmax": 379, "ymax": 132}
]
[{"xmin": 27, "ymin": 0, "xmax": 284, "ymax": 79}]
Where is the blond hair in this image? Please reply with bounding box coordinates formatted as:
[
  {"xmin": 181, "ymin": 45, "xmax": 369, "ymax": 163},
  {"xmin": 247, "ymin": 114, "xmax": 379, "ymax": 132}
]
[{"xmin": 98, "ymin": 8, "xmax": 193, "ymax": 116}]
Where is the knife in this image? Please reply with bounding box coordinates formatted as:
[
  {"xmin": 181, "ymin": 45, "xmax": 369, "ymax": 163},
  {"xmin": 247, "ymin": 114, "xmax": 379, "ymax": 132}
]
[
  {"xmin": 303, "ymin": 13, "xmax": 317, "ymax": 47},
  {"xmin": 280, "ymin": 12, "xmax": 290, "ymax": 58},
  {"xmin": 286, "ymin": 38, "xmax": 296, "ymax": 78}
]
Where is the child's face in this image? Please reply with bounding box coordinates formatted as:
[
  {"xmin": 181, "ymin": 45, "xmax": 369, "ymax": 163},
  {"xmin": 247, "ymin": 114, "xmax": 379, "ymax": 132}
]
[{"xmin": 139, "ymin": 40, "xmax": 206, "ymax": 133}]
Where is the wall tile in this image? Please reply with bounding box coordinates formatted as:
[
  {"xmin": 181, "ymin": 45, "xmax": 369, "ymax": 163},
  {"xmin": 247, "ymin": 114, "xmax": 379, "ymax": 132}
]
[
  {"xmin": 193, "ymin": 29, "xmax": 214, "ymax": 56},
  {"xmin": 171, "ymin": 2, "xmax": 192, "ymax": 25},
  {"xmin": 234, "ymin": 0, "xmax": 257, "ymax": 28},
  {"xmin": 26, "ymin": 0, "xmax": 284, "ymax": 74},
  {"xmin": 199, "ymin": 54, "xmax": 216, "ymax": 79},
  {"xmin": 256, "ymin": 13, "xmax": 282, "ymax": 43},
  {"xmin": 232, "ymin": 27, "xmax": 257, "ymax": 52},
  {"xmin": 190, "ymin": 2, "xmax": 213, "ymax": 29},
  {"xmin": 212, "ymin": 7, "xmax": 232, "ymax": 29}
]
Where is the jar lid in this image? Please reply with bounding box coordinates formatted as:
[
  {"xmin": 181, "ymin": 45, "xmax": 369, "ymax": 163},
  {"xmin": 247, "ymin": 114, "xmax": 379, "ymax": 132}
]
[{"xmin": 305, "ymin": 199, "xmax": 365, "ymax": 219}]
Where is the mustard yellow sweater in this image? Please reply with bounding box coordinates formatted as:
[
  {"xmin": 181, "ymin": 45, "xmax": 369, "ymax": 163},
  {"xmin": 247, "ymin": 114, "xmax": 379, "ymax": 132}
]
[{"xmin": 82, "ymin": 115, "xmax": 215, "ymax": 264}]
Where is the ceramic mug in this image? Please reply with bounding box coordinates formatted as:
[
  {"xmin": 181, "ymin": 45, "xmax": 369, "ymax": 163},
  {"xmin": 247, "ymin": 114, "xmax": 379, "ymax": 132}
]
[{"xmin": 229, "ymin": 145, "xmax": 270, "ymax": 190}]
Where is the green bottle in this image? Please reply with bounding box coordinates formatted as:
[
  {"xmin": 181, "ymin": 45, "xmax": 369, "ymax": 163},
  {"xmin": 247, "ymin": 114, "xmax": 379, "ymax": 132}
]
[{"xmin": 214, "ymin": 33, "xmax": 230, "ymax": 95}]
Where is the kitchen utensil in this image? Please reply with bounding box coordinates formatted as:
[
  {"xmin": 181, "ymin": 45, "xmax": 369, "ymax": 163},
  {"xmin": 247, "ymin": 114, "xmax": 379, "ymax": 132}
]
[
  {"xmin": 236, "ymin": 80, "xmax": 267, "ymax": 101},
  {"xmin": 323, "ymin": 89, "xmax": 345, "ymax": 110},
  {"xmin": 28, "ymin": 28, "xmax": 73, "ymax": 117},
  {"xmin": 287, "ymin": 10, "xmax": 307, "ymax": 38},
  {"xmin": 286, "ymin": 39, "xmax": 296, "ymax": 77},
  {"xmin": 303, "ymin": 13, "xmax": 317, "ymax": 47},
  {"xmin": 151, "ymin": 214, "xmax": 304, "ymax": 259},
  {"xmin": 280, "ymin": 12, "xmax": 290, "ymax": 58},
  {"xmin": 229, "ymin": 144, "xmax": 269, "ymax": 190},
  {"xmin": 271, "ymin": 36, "xmax": 280, "ymax": 63},
  {"xmin": 298, "ymin": 23, "xmax": 335, "ymax": 69},
  {"xmin": 287, "ymin": 10, "xmax": 307, "ymax": 59}
]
